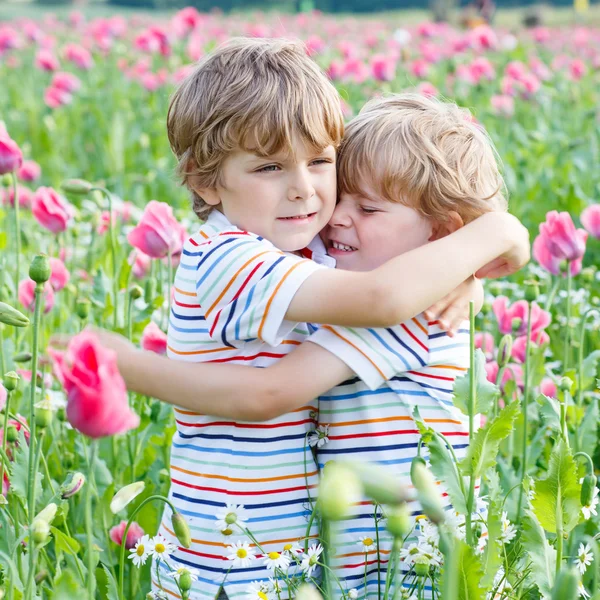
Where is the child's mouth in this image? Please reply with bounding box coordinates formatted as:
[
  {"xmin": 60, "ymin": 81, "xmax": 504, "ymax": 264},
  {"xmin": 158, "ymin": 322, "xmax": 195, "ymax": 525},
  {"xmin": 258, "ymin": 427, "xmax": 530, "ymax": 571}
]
[
  {"xmin": 329, "ymin": 240, "xmax": 358, "ymax": 253},
  {"xmin": 278, "ymin": 212, "xmax": 317, "ymax": 223}
]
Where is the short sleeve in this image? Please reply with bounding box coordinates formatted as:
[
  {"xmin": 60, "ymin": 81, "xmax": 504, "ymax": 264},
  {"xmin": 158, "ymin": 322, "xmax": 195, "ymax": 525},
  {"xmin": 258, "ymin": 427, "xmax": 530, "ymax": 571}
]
[
  {"xmin": 193, "ymin": 233, "xmax": 324, "ymax": 347},
  {"xmin": 307, "ymin": 316, "xmax": 430, "ymax": 390}
]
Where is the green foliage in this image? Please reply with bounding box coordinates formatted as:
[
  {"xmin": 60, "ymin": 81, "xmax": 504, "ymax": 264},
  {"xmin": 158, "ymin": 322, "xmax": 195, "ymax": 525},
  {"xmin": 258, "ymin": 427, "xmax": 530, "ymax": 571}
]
[
  {"xmin": 521, "ymin": 510, "xmax": 556, "ymax": 599},
  {"xmin": 453, "ymin": 350, "xmax": 500, "ymax": 416}
]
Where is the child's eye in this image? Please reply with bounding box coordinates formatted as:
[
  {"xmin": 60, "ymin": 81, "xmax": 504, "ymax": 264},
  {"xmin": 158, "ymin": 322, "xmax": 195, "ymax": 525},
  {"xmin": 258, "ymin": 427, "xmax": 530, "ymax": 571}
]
[
  {"xmin": 311, "ymin": 158, "xmax": 333, "ymax": 166},
  {"xmin": 256, "ymin": 164, "xmax": 280, "ymax": 173},
  {"xmin": 360, "ymin": 207, "xmax": 379, "ymax": 214}
]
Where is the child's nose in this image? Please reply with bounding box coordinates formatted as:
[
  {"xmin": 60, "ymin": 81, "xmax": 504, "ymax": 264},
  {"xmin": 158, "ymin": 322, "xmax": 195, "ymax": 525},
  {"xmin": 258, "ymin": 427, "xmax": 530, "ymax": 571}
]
[
  {"xmin": 329, "ymin": 204, "xmax": 352, "ymax": 227},
  {"xmin": 287, "ymin": 167, "xmax": 315, "ymax": 202}
]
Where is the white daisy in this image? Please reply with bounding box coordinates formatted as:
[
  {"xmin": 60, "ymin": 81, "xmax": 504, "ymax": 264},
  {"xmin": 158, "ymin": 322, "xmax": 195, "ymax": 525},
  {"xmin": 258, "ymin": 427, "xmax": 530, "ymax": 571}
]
[
  {"xmin": 227, "ymin": 541, "xmax": 256, "ymax": 568},
  {"xmin": 245, "ymin": 580, "xmax": 272, "ymax": 600},
  {"xmin": 268, "ymin": 578, "xmax": 283, "ymax": 595},
  {"xmin": 417, "ymin": 517, "xmax": 440, "ymax": 546},
  {"xmin": 301, "ymin": 543, "xmax": 323, "ymax": 578},
  {"xmin": 575, "ymin": 543, "xmax": 594, "ymax": 575},
  {"xmin": 578, "ymin": 582, "xmax": 591, "ymax": 599},
  {"xmin": 219, "ymin": 526, "xmax": 236, "ymax": 541},
  {"xmin": 581, "ymin": 486, "xmax": 599, "ymax": 520},
  {"xmin": 148, "ymin": 534, "xmax": 178, "ymax": 560},
  {"xmin": 358, "ymin": 536, "xmax": 376, "ymax": 552},
  {"xmin": 348, "ymin": 590, "xmax": 358, "ymax": 600},
  {"xmin": 307, "ymin": 425, "xmax": 329, "ymax": 448},
  {"xmin": 129, "ymin": 534, "xmax": 151, "ymax": 567},
  {"xmin": 498, "ymin": 512, "xmax": 517, "ymax": 545},
  {"xmin": 263, "ymin": 551, "xmax": 290, "ymax": 571},
  {"xmin": 170, "ymin": 565, "xmax": 200, "ymax": 583},
  {"xmin": 281, "ymin": 541, "xmax": 303, "ymax": 557},
  {"xmin": 215, "ymin": 503, "xmax": 249, "ymax": 532}
]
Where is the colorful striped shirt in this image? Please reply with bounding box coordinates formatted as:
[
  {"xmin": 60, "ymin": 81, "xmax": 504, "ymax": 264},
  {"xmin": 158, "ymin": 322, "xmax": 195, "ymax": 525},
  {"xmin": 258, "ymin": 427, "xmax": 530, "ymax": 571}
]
[
  {"xmin": 154, "ymin": 210, "xmax": 334, "ymax": 599},
  {"xmin": 309, "ymin": 318, "xmax": 474, "ymax": 598}
]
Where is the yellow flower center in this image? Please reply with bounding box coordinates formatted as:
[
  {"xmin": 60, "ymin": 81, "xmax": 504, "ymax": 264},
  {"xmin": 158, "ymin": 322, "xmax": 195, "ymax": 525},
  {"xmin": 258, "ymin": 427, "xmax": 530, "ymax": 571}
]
[
  {"xmin": 283, "ymin": 543, "xmax": 293, "ymax": 551},
  {"xmin": 222, "ymin": 528, "xmax": 233, "ymax": 536},
  {"xmin": 258, "ymin": 593, "xmax": 268, "ymax": 600},
  {"xmin": 237, "ymin": 548, "xmax": 248, "ymax": 559},
  {"xmin": 268, "ymin": 551, "xmax": 280, "ymax": 560},
  {"xmin": 362, "ymin": 538, "xmax": 374, "ymax": 547},
  {"xmin": 136, "ymin": 545, "xmax": 145, "ymax": 556},
  {"xmin": 155, "ymin": 543, "xmax": 165, "ymax": 554}
]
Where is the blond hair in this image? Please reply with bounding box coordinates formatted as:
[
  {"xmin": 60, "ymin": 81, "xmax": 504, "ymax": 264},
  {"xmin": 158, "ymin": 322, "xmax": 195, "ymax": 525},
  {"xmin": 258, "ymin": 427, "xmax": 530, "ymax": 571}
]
[
  {"xmin": 337, "ymin": 93, "xmax": 507, "ymax": 224},
  {"xmin": 168, "ymin": 37, "xmax": 344, "ymax": 220}
]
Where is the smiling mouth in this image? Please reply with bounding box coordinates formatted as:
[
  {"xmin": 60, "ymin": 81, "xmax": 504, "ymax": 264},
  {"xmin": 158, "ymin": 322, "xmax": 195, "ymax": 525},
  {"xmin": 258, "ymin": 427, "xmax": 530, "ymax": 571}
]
[
  {"xmin": 330, "ymin": 241, "xmax": 358, "ymax": 252},
  {"xmin": 278, "ymin": 212, "xmax": 317, "ymax": 220}
]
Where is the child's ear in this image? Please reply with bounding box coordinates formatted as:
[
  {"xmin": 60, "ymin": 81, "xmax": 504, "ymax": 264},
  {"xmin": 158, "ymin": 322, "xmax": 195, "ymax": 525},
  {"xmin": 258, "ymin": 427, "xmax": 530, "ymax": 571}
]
[
  {"xmin": 187, "ymin": 159, "xmax": 221, "ymax": 207},
  {"xmin": 428, "ymin": 211, "xmax": 464, "ymax": 241}
]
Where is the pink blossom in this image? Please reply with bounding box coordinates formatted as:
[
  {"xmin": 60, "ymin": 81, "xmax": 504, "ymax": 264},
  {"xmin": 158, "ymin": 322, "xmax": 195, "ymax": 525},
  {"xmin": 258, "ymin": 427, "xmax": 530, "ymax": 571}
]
[
  {"xmin": 540, "ymin": 378, "xmax": 557, "ymax": 398},
  {"xmin": 416, "ymin": 82, "xmax": 438, "ymax": 98},
  {"xmin": 474, "ymin": 332, "xmax": 495, "ymax": 361},
  {"xmin": 569, "ymin": 58, "xmax": 587, "ymax": 80},
  {"xmin": 141, "ymin": 322, "xmax": 167, "ymax": 355},
  {"xmin": 109, "ymin": 520, "xmax": 145, "ymax": 549},
  {"xmin": 505, "ymin": 60, "xmax": 528, "ymax": 81},
  {"xmin": 63, "ymin": 43, "xmax": 93, "ymax": 70},
  {"xmin": 129, "ymin": 251, "xmax": 152, "ymax": 279},
  {"xmin": 18, "ymin": 279, "xmax": 55, "ymax": 314},
  {"xmin": 538, "ymin": 210, "xmax": 587, "ymax": 261},
  {"xmin": 492, "ymin": 297, "xmax": 551, "ymax": 337},
  {"xmin": 49, "ymin": 257, "xmax": 70, "ymax": 291},
  {"xmin": 533, "ymin": 232, "xmax": 583, "ymax": 277},
  {"xmin": 35, "ymin": 49, "xmax": 59, "ymax": 72},
  {"xmin": 16, "ymin": 370, "xmax": 52, "ymax": 390},
  {"xmin": 1, "ymin": 185, "xmax": 32, "ymax": 209},
  {"xmin": 127, "ymin": 200, "xmax": 186, "ymax": 259},
  {"xmin": 305, "ymin": 35, "xmax": 325, "ymax": 56},
  {"xmin": 491, "ymin": 95, "xmax": 514, "ymax": 117},
  {"xmin": 581, "ymin": 205, "xmax": 600, "ymax": 239},
  {"xmin": 529, "ymin": 57, "xmax": 551, "ymax": 81},
  {"xmin": 48, "ymin": 331, "xmax": 139, "ymax": 438},
  {"xmin": 97, "ymin": 211, "xmax": 117, "ymax": 235},
  {"xmin": 469, "ymin": 57, "xmax": 495, "ymax": 83},
  {"xmin": 371, "ymin": 55, "xmax": 396, "ymax": 82},
  {"xmin": 51, "ymin": 72, "xmax": 81, "ymax": 93},
  {"xmin": 511, "ymin": 330, "xmax": 550, "ymax": 363},
  {"xmin": 0, "ymin": 135, "xmax": 23, "ymax": 175},
  {"xmin": 468, "ymin": 25, "xmax": 497, "ymax": 51},
  {"xmin": 410, "ymin": 59, "xmax": 430, "ymax": 79},
  {"xmin": 31, "ymin": 187, "xmax": 73, "ymax": 233},
  {"xmin": 485, "ymin": 361, "xmax": 524, "ymax": 390},
  {"xmin": 17, "ymin": 160, "xmax": 41, "ymax": 182},
  {"xmin": 44, "ymin": 86, "xmax": 73, "ymax": 109}
]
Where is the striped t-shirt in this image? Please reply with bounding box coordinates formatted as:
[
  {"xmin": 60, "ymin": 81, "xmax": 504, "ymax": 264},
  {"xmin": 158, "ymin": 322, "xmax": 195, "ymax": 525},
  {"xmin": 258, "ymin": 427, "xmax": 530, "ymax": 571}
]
[
  {"xmin": 309, "ymin": 319, "xmax": 474, "ymax": 598},
  {"xmin": 154, "ymin": 210, "xmax": 334, "ymax": 599}
]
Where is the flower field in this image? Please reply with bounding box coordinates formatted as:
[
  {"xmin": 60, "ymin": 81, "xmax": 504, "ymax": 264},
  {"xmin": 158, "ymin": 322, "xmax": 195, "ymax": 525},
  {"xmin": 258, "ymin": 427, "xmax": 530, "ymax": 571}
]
[{"xmin": 1, "ymin": 6, "xmax": 600, "ymax": 600}]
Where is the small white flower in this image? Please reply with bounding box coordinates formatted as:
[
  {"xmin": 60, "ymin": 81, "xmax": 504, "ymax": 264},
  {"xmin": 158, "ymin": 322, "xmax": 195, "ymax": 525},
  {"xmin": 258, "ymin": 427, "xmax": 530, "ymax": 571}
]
[
  {"xmin": 245, "ymin": 580, "xmax": 272, "ymax": 600},
  {"xmin": 110, "ymin": 481, "xmax": 145, "ymax": 514},
  {"xmin": 301, "ymin": 543, "xmax": 323, "ymax": 577},
  {"xmin": 575, "ymin": 543, "xmax": 594, "ymax": 575},
  {"xmin": 281, "ymin": 541, "xmax": 302, "ymax": 557},
  {"xmin": 348, "ymin": 589, "xmax": 359, "ymax": 599},
  {"xmin": 129, "ymin": 534, "xmax": 151, "ymax": 567},
  {"xmin": 227, "ymin": 540, "xmax": 256, "ymax": 568},
  {"xmin": 35, "ymin": 390, "xmax": 66, "ymax": 412},
  {"xmin": 170, "ymin": 565, "xmax": 199, "ymax": 583},
  {"xmin": 578, "ymin": 581, "xmax": 591, "ymax": 599},
  {"xmin": 146, "ymin": 593, "xmax": 168, "ymax": 600},
  {"xmin": 148, "ymin": 534, "xmax": 178, "ymax": 560},
  {"xmin": 417, "ymin": 517, "xmax": 440, "ymax": 546},
  {"xmin": 308, "ymin": 425, "xmax": 329, "ymax": 448},
  {"xmin": 358, "ymin": 535, "xmax": 376, "ymax": 552},
  {"xmin": 498, "ymin": 512, "xmax": 517, "ymax": 545},
  {"xmin": 268, "ymin": 577, "xmax": 283, "ymax": 594},
  {"xmin": 215, "ymin": 503, "xmax": 248, "ymax": 531},
  {"xmin": 263, "ymin": 550, "xmax": 290, "ymax": 571},
  {"xmin": 581, "ymin": 487, "xmax": 599, "ymax": 520},
  {"xmin": 219, "ymin": 526, "xmax": 236, "ymax": 540}
]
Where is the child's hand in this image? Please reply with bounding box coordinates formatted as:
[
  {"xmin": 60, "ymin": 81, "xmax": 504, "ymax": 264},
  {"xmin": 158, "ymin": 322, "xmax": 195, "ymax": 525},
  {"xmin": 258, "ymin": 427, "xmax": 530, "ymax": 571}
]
[
  {"xmin": 475, "ymin": 213, "xmax": 530, "ymax": 279},
  {"xmin": 423, "ymin": 276, "xmax": 483, "ymax": 337}
]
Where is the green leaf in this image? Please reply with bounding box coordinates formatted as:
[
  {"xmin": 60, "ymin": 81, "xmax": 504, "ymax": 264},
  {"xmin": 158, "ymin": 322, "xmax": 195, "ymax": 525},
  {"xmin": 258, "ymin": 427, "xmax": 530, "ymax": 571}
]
[
  {"xmin": 52, "ymin": 570, "xmax": 84, "ymax": 599},
  {"xmin": 578, "ymin": 398, "xmax": 599, "ymax": 456},
  {"xmin": 101, "ymin": 565, "xmax": 120, "ymax": 600},
  {"xmin": 117, "ymin": 255, "xmax": 133, "ymax": 292},
  {"xmin": 480, "ymin": 470, "xmax": 504, "ymax": 589},
  {"xmin": 9, "ymin": 430, "xmax": 43, "ymax": 503},
  {"xmin": 521, "ymin": 510, "xmax": 556, "ymax": 599},
  {"xmin": 452, "ymin": 349, "xmax": 500, "ymax": 416},
  {"xmin": 457, "ymin": 540, "xmax": 486, "ymax": 600},
  {"xmin": 581, "ymin": 351, "xmax": 600, "ymax": 391},
  {"xmin": 538, "ymin": 394, "xmax": 561, "ymax": 432},
  {"xmin": 416, "ymin": 422, "xmax": 468, "ymax": 514},
  {"xmin": 91, "ymin": 268, "xmax": 108, "ymax": 308},
  {"xmin": 531, "ymin": 439, "xmax": 581, "ymax": 534},
  {"xmin": 50, "ymin": 526, "xmax": 81, "ymax": 556},
  {"xmin": 459, "ymin": 401, "xmax": 520, "ymax": 478}
]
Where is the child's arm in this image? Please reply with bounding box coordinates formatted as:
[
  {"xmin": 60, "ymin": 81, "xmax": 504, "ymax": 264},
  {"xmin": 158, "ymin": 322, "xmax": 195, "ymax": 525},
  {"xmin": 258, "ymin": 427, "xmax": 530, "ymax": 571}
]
[{"xmin": 286, "ymin": 211, "xmax": 528, "ymax": 327}]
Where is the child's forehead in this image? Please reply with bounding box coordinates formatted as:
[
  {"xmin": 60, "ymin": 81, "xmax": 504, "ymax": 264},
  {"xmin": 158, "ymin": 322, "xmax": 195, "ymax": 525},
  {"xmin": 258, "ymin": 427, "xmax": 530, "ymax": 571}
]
[{"xmin": 237, "ymin": 138, "xmax": 335, "ymax": 162}]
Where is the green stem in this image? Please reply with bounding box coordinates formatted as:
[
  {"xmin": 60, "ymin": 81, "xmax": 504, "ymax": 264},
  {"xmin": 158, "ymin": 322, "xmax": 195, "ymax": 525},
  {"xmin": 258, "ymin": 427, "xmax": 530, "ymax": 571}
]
[
  {"xmin": 383, "ymin": 537, "xmax": 401, "ymax": 600},
  {"xmin": 543, "ymin": 277, "xmax": 560, "ymax": 314},
  {"xmin": 564, "ymin": 262, "xmax": 572, "ymax": 371},
  {"xmin": 118, "ymin": 494, "xmax": 178, "ymax": 600},
  {"xmin": 12, "ymin": 173, "xmax": 20, "ymax": 310},
  {"xmin": 465, "ymin": 302, "xmax": 476, "ymax": 547},
  {"xmin": 375, "ymin": 504, "xmax": 382, "ymax": 600},
  {"xmin": 576, "ymin": 309, "xmax": 599, "ymax": 450},
  {"xmin": 517, "ymin": 303, "xmax": 533, "ymax": 519},
  {"xmin": 86, "ymin": 439, "xmax": 98, "ymax": 600},
  {"xmin": 26, "ymin": 282, "xmax": 44, "ymax": 599},
  {"xmin": 573, "ymin": 452, "xmax": 595, "ymax": 475},
  {"xmin": 0, "ymin": 389, "xmax": 13, "ymax": 496}
]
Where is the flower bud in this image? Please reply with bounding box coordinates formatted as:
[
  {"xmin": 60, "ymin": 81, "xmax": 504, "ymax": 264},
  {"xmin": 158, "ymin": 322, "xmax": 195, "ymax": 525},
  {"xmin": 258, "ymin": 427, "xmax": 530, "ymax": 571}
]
[
  {"xmin": 110, "ymin": 481, "xmax": 145, "ymax": 514},
  {"xmin": 3, "ymin": 371, "xmax": 20, "ymax": 392},
  {"xmin": 29, "ymin": 254, "xmax": 51, "ymax": 285},
  {"xmin": 410, "ymin": 462, "xmax": 445, "ymax": 525},
  {"xmin": 179, "ymin": 569, "xmax": 193, "ymax": 592},
  {"xmin": 0, "ymin": 302, "xmax": 30, "ymax": 328},
  {"xmin": 171, "ymin": 512, "xmax": 191, "ymax": 549},
  {"xmin": 551, "ymin": 567, "xmax": 579, "ymax": 600},
  {"xmin": 6, "ymin": 425, "xmax": 18, "ymax": 443},
  {"xmin": 497, "ymin": 335, "xmax": 513, "ymax": 368},
  {"xmin": 352, "ymin": 462, "xmax": 410, "ymax": 506},
  {"xmin": 1, "ymin": 174, "xmax": 12, "ymax": 187},
  {"xmin": 61, "ymin": 179, "xmax": 93, "ymax": 195},
  {"xmin": 129, "ymin": 285, "xmax": 143, "ymax": 300},
  {"xmin": 581, "ymin": 474, "xmax": 597, "ymax": 507},
  {"xmin": 13, "ymin": 352, "xmax": 32, "ymax": 363},
  {"xmin": 75, "ymin": 298, "xmax": 90, "ymax": 320},
  {"xmin": 559, "ymin": 376, "xmax": 573, "ymax": 393},
  {"xmin": 414, "ymin": 557, "xmax": 430, "ymax": 577},
  {"xmin": 524, "ymin": 280, "xmax": 539, "ymax": 303},
  {"xmin": 61, "ymin": 472, "xmax": 85, "ymax": 499},
  {"xmin": 511, "ymin": 318, "xmax": 522, "ymax": 334},
  {"xmin": 581, "ymin": 267, "xmax": 596, "ymax": 283},
  {"xmin": 35, "ymin": 503, "xmax": 57, "ymax": 525},
  {"xmin": 386, "ymin": 504, "xmax": 410, "ymax": 538},
  {"xmin": 317, "ymin": 462, "xmax": 363, "ymax": 521},
  {"xmin": 35, "ymin": 570, "xmax": 48, "ymax": 584},
  {"xmin": 35, "ymin": 407, "xmax": 52, "ymax": 429},
  {"xmin": 410, "ymin": 456, "xmax": 427, "ymax": 485},
  {"xmin": 31, "ymin": 518, "xmax": 50, "ymax": 545},
  {"xmin": 295, "ymin": 584, "xmax": 324, "ymax": 600}
]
